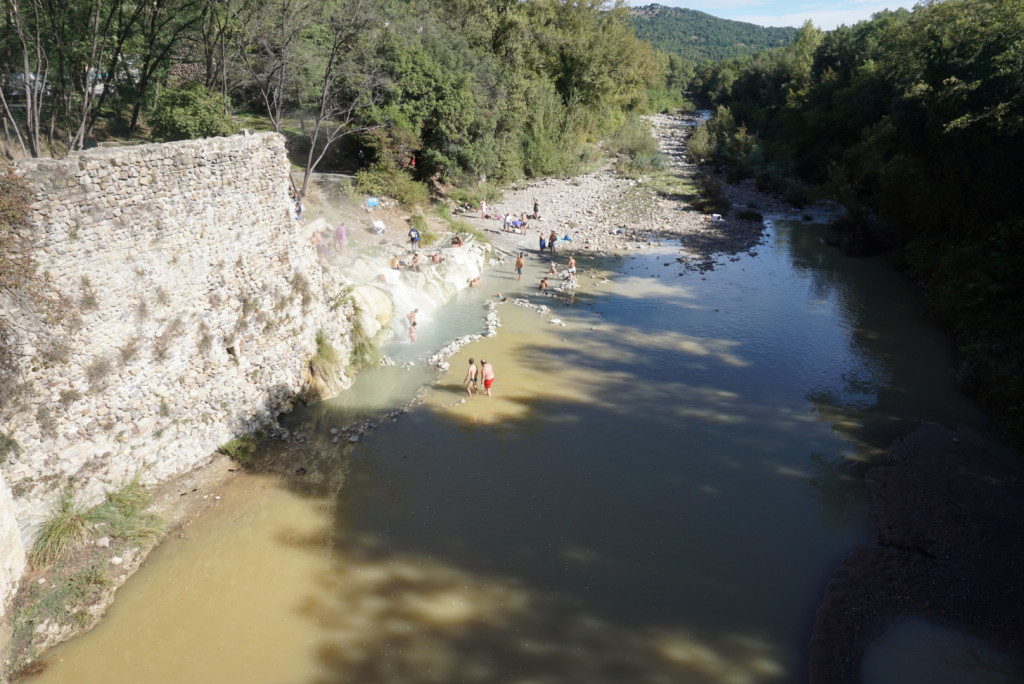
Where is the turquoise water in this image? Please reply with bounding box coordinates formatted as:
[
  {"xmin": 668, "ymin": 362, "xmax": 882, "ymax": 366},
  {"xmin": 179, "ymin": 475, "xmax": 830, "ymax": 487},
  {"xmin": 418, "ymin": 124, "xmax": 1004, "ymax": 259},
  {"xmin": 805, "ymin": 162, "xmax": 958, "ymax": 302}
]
[{"xmin": 36, "ymin": 216, "xmax": 996, "ymax": 683}]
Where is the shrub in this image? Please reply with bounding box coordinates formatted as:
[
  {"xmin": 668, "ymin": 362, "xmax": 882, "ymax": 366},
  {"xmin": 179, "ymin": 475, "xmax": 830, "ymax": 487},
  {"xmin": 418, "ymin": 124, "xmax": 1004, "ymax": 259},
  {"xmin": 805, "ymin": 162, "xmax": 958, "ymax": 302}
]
[
  {"xmin": 149, "ymin": 84, "xmax": 236, "ymax": 142},
  {"xmin": 79, "ymin": 276, "xmax": 98, "ymax": 311},
  {"xmin": 30, "ymin": 488, "xmax": 91, "ymax": 567},
  {"xmin": 118, "ymin": 337, "xmax": 141, "ymax": 365},
  {"xmin": 355, "ymin": 162, "xmax": 430, "ymax": 209},
  {"xmin": 152, "ymin": 316, "xmax": 184, "ymax": 361},
  {"xmin": 521, "ymin": 87, "xmax": 584, "ymax": 178},
  {"xmin": 347, "ymin": 303, "xmax": 378, "ymax": 370},
  {"xmin": 688, "ymin": 122, "xmax": 715, "ymax": 162},
  {"xmin": 608, "ymin": 115, "xmax": 660, "ymax": 159},
  {"xmin": 616, "ymin": 152, "xmax": 668, "ymax": 177},
  {"xmin": 89, "ymin": 478, "xmax": 165, "ymax": 546},
  {"xmin": 0, "ymin": 431, "xmax": 20, "ymax": 463},
  {"xmin": 305, "ymin": 329, "xmax": 349, "ymax": 400},
  {"xmin": 290, "ymin": 272, "xmax": 313, "ymax": 312},
  {"xmin": 35, "ymin": 406, "xmax": 58, "ymax": 439},
  {"xmin": 220, "ymin": 434, "xmax": 259, "ymax": 466},
  {"xmin": 85, "ymin": 356, "xmax": 113, "ymax": 389},
  {"xmin": 409, "ymin": 215, "xmax": 439, "ymax": 246},
  {"xmin": 694, "ymin": 173, "xmax": 731, "ymax": 213},
  {"xmin": 59, "ymin": 388, "xmax": 82, "ymax": 405}
]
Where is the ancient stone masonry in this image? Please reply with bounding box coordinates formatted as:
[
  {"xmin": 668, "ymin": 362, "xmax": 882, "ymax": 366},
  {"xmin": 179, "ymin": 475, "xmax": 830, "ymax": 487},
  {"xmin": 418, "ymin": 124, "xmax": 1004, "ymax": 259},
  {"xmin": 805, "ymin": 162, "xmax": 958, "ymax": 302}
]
[{"xmin": 0, "ymin": 133, "xmax": 355, "ymax": 607}]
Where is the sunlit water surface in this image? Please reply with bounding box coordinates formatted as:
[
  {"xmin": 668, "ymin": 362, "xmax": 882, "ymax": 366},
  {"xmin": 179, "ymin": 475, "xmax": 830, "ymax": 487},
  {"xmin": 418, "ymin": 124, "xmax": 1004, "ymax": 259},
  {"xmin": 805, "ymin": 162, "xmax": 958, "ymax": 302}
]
[{"xmin": 36, "ymin": 217, "xmax": 997, "ymax": 683}]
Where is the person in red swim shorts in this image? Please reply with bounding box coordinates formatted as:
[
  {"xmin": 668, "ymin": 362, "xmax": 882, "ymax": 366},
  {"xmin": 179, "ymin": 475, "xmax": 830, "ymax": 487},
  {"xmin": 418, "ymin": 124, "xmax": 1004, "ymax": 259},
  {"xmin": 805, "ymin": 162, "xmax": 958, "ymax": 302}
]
[{"xmin": 481, "ymin": 359, "xmax": 495, "ymax": 396}]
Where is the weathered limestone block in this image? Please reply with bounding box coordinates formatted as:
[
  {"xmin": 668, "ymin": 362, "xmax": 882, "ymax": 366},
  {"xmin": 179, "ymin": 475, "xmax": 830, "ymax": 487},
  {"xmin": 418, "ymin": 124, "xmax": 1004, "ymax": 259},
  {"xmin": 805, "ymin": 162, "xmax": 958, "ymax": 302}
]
[{"xmin": 350, "ymin": 284, "xmax": 395, "ymax": 341}]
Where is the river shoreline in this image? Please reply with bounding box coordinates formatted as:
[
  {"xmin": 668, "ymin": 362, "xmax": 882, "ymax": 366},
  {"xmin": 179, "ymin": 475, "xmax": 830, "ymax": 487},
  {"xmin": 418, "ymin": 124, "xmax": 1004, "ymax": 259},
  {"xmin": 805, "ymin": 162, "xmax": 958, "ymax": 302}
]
[{"xmin": 809, "ymin": 423, "xmax": 1024, "ymax": 682}]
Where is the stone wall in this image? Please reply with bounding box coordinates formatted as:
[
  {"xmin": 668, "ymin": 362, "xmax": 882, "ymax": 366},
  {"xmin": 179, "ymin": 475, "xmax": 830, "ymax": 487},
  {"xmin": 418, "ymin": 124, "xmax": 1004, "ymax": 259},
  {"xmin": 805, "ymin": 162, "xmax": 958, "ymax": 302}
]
[
  {"xmin": 0, "ymin": 480, "xmax": 25, "ymax": 618},
  {"xmin": 0, "ymin": 133, "xmax": 355, "ymax": 607}
]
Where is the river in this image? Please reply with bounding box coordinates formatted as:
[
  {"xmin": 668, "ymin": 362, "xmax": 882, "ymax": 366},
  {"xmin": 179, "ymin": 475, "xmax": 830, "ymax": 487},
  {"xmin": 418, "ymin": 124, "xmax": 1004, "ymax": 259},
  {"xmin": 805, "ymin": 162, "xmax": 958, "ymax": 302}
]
[{"xmin": 33, "ymin": 213, "xmax": 1010, "ymax": 683}]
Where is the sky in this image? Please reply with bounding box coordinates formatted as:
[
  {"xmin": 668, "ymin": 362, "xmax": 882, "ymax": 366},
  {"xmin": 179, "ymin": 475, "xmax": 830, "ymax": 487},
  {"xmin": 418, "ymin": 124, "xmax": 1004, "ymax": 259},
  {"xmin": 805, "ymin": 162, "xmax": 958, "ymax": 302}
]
[{"xmin": 629, "ymin": 0, "xmax": 919, "ymax": 30}]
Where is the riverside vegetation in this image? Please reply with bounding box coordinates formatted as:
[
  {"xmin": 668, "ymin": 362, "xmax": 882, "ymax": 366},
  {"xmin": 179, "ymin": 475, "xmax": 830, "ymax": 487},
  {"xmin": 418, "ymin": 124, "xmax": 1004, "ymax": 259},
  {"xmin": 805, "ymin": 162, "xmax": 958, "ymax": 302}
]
[
  {"xmin": 686, "ymin": 0, "xmax": 1024, "ymax": 448},
  {"xmin": 5, "ymin": 479, "xmax": 165, "ymax": 676}
]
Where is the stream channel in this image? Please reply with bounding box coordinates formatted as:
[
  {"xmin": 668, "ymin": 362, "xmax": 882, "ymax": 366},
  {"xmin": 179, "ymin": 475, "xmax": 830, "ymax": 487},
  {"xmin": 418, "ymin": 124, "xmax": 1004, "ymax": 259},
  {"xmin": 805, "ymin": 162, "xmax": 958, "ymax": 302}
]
[{"xmin": 33, "ymin": 213, "xmax": 1013, "ymax": 683}]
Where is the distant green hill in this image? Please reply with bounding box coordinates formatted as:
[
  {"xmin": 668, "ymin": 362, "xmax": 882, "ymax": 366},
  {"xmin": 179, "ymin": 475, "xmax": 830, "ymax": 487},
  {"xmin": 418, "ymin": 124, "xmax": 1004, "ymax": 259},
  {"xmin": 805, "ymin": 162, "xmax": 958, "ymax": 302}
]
[{"xmin": 630, "ymin": 4, "xmax": 797, "ymax": 62}]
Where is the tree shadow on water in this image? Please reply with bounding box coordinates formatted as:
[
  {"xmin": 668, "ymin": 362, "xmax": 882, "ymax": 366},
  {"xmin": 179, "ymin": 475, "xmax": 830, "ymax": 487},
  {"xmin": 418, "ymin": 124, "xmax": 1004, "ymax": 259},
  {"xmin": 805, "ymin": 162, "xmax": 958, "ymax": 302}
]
[
  {"xmin": 286, "ymin": 528, "xmax": 791, "ymax": 684},
  {"xmin": 264, "ymin": 388, "xmax": 858, "ymax": 683}
]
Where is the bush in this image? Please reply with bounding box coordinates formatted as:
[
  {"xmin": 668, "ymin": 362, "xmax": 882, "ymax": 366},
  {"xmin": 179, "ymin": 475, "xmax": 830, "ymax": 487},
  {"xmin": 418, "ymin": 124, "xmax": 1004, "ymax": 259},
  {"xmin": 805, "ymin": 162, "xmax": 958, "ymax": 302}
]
[
  {"xmin": 355, "ymin": 162, "xmax": 430, "ymax": 209},
  {"xmin": 0, "ymin": 431, "xmax": 20, "ymax": 463},
  {"xmin": 149, "ymin": 84, "xmax": 236, "ymax": 142},
  {"xmin": 687, "ymin": 122, "xmax": 715, "ymax": 162},
  {"xmin": 608, "ymin": 115, "xmax": 660, "ymax": 159},
  {"xmin": 409, "ymin": 215, "xmax": 438, "ymax": 246},
  {"xmin": 694, "ymin": 173, "xmax": 731, "ymax": 213},
  {"xmin": 306, "ymin": 329, "xmax": 347, "ymax": 399},
  {"xmin": 521, "ymin": 87, "xmax": 583, "ymax": 178},
  {"xmin": 346, "ymin": 302, "xmax": 379, "ymax": 371},
  {"xmin": 89, "ymin": 478, "xmax": 165, "ymax": 547},
  {"xmin": 220, "ymin": 434, "xmax": 259, "ymax": 465}
]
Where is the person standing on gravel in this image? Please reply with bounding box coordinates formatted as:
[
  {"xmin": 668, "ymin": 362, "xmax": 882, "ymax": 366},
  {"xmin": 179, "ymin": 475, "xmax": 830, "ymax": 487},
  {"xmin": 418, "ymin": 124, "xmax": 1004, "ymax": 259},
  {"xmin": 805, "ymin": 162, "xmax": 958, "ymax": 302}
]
[
  {"xmin": 533, "ymin": 198, "xmax": 540, "ymax": 220},
  {"xmin": 549, "ymin": 230, "xmax": 557, "ymax": 254}
]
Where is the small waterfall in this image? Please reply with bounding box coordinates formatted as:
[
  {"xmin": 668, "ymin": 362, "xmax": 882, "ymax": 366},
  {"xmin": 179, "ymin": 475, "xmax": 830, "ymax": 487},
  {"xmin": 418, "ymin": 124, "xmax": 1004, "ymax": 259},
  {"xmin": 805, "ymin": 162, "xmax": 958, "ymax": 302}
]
[{"xmin": 339, "ymin": 240, "xmax": 489, "ymax": 344}]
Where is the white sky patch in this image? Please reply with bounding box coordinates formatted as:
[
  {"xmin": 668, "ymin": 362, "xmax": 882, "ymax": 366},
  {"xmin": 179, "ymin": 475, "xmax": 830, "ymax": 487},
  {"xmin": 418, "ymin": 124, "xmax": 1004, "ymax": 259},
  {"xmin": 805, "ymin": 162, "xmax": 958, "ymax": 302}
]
[{"xmin": 631, "ymin": 0, "xmax": 919, "ymax": 31}]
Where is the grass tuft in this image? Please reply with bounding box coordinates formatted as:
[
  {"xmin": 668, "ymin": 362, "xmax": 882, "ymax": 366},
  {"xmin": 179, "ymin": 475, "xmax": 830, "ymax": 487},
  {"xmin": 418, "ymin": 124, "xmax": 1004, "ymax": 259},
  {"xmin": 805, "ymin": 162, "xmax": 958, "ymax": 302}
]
[{"xmin": 30, "ymin": 488, "xmax": 91, "ymax": 568}]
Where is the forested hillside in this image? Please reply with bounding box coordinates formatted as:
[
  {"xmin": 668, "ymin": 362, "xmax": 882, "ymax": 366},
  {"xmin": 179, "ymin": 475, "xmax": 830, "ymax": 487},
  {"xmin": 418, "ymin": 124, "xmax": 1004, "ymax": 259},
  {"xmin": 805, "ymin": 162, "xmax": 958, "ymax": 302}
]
[
  {"xmin": 687, "ymin": 0, "xmax": 1024, "ymax": 446},
  {"xmin": 0, "ymin": 0, "xmax": 682, "ymax": 195},
  {"xmin": 630, "ymin": 4, "xmax": 796, "ymax": 62}
]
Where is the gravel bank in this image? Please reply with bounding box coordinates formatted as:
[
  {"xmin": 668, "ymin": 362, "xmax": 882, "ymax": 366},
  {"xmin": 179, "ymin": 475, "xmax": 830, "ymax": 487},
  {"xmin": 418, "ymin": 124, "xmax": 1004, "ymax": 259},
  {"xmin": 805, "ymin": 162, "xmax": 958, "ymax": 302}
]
[{"xmin": 462, "ymin": 113, "xmax": 790, "ymax": 268}]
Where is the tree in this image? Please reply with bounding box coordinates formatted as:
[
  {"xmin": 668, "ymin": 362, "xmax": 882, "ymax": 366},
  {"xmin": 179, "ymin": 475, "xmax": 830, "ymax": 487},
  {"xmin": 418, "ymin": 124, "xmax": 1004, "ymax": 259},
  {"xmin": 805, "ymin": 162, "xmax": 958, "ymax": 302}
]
[
  {"xmin": 234, "ymin": 0, "xmax": 316, "ymax": 135},
  {"xmin": 3, "ymin": 0, "xmax": 49, "ymax": 156},
  {"xmin": 123, "ymin": 0, "xmax": 205, "ymax": 133},
  {"xmin": 297, "ymin": 0, "xmax": 389, "ymax": 194}
]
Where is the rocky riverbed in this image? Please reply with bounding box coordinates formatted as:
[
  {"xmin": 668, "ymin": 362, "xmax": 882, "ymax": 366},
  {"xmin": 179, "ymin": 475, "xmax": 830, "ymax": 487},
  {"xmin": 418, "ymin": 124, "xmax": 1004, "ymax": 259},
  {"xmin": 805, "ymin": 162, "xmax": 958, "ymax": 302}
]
[{"xmin": 463, "ymin": 112, "xmax": 790, "ymax": 268}]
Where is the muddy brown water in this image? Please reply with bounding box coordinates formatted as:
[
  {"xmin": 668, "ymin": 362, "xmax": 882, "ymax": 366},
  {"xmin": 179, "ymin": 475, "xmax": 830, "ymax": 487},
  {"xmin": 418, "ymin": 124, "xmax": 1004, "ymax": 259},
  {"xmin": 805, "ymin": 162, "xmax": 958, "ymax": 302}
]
[{"xmin": 34, "ymin": 215, "xmax": 1009, "ymax": 683}]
